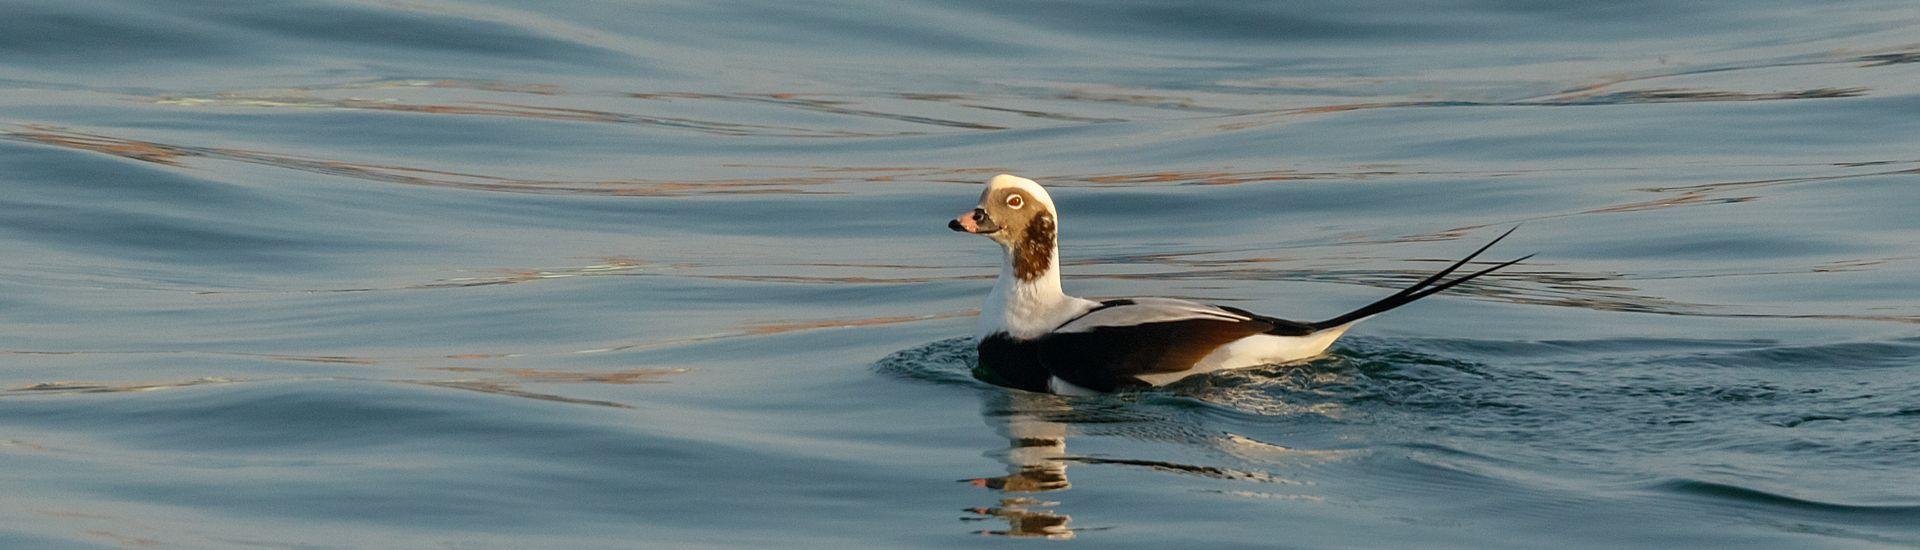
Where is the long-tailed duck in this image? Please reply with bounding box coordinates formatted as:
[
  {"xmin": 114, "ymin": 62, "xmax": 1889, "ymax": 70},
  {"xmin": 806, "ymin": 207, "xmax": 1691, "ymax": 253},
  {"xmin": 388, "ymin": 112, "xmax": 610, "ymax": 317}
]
[{"xmin": 949, "ymin": 174, "xmax": 1529, "ymax": 395}]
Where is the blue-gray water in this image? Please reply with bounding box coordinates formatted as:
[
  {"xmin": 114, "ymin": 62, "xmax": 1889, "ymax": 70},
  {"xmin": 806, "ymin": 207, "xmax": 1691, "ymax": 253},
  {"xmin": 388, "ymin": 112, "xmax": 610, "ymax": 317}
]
[{"xmin": 3, "ymin": 0, "xmax": 1919, "ymax": 547}]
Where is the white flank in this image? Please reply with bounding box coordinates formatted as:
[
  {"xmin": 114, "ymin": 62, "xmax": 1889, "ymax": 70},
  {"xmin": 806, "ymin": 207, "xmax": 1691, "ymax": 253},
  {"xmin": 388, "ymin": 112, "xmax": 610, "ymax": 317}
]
[{"xmin": 1133, "ymin": 324, "xmax": 1355, "ymax": 386}]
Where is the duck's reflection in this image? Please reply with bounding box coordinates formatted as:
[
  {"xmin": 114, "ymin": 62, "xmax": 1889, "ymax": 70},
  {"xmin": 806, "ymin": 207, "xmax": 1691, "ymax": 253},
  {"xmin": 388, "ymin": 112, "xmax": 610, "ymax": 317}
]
[
  {"xmin": 964, "ymin": 497, "xmax": 1073, "ymax": 539},
  {"xmin": 955, "ymin": 385, "xmax": 1336, "ymax": 538},
  {"xmin": 963, "ymin": 391, "xmax": 1077, "ymax": 538}
]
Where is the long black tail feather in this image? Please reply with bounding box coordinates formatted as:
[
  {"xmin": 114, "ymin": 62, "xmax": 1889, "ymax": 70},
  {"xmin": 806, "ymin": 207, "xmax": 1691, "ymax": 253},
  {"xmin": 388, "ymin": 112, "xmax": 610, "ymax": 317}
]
[{"xmin": 1310, "ymin": 227, "xmax": 1529, "ymax": 331}]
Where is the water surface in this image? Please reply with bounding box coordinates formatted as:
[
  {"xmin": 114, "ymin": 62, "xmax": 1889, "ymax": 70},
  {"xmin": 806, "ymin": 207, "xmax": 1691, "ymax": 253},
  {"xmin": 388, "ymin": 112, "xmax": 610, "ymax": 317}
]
[{"xmin": 3, "ymin": 0, "xmax": 1919, "ymax": 547}]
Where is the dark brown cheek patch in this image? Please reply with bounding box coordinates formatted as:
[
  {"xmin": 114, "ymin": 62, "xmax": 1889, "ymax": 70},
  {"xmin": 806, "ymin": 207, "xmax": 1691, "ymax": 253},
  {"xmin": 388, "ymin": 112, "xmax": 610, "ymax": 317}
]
[{"xmin": 1015, "ymin": 214, "xmax": 1055, "ymax": 281}]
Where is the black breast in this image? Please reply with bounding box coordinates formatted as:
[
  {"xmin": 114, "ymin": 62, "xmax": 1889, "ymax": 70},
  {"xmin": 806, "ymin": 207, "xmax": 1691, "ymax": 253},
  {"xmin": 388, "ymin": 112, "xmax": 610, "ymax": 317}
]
[{"xmin": 975, "ymin": 333, "xmax": 1050, "ymax": 393}]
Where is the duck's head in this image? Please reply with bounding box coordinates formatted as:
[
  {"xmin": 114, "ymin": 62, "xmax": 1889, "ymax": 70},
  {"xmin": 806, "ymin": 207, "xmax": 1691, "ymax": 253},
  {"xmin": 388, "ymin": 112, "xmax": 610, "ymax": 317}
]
[{"xmin": 950, "ymin": 174, "xmax": 1058, "ymax": 280}]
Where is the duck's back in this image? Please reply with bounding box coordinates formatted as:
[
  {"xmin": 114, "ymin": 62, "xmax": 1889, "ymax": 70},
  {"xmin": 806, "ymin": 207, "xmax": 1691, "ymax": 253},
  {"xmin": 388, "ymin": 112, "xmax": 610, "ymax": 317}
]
[{"xmin": 976, "ymin": 298, "xmax": 1334, "ymax": 394}]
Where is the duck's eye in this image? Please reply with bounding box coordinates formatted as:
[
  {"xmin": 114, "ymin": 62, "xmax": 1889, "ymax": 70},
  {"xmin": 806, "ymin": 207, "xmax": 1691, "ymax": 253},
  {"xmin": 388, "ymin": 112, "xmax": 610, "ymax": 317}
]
[{"xmin": 1006, "ymin": 194, "xmax": 1024, "ymax": 209}]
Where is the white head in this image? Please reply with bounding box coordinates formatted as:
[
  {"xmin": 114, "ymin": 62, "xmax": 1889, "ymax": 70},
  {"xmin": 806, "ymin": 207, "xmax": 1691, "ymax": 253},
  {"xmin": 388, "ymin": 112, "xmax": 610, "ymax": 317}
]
[
  {"xmin": 951, "ymin": 174, "xmax": 1091, "ymax": 339},
  {"xmin": 948, "ymin": 174, "xmax": 1060, "ymax": 281}
]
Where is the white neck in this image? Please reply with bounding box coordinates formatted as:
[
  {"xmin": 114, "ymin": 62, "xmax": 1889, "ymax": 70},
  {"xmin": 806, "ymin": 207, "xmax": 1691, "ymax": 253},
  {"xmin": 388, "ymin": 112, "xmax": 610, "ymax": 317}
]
[{"xmin": 978, "ymin": 243, "xmax": 1094, "ymax": 340}]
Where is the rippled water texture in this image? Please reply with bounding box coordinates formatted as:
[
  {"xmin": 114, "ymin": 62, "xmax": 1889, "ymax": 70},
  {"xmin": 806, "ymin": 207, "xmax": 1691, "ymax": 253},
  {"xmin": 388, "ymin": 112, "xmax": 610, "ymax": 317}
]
[{"xmin": 3, "ymin": 0, "xmax": 1919, "ymax": 547}]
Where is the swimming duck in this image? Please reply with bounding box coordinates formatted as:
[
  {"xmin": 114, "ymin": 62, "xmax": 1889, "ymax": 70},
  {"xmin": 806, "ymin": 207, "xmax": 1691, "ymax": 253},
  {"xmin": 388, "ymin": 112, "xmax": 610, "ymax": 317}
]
[{"xmin": 949, "ymin": 174, "xmax": 1529, "ymax": 395}]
